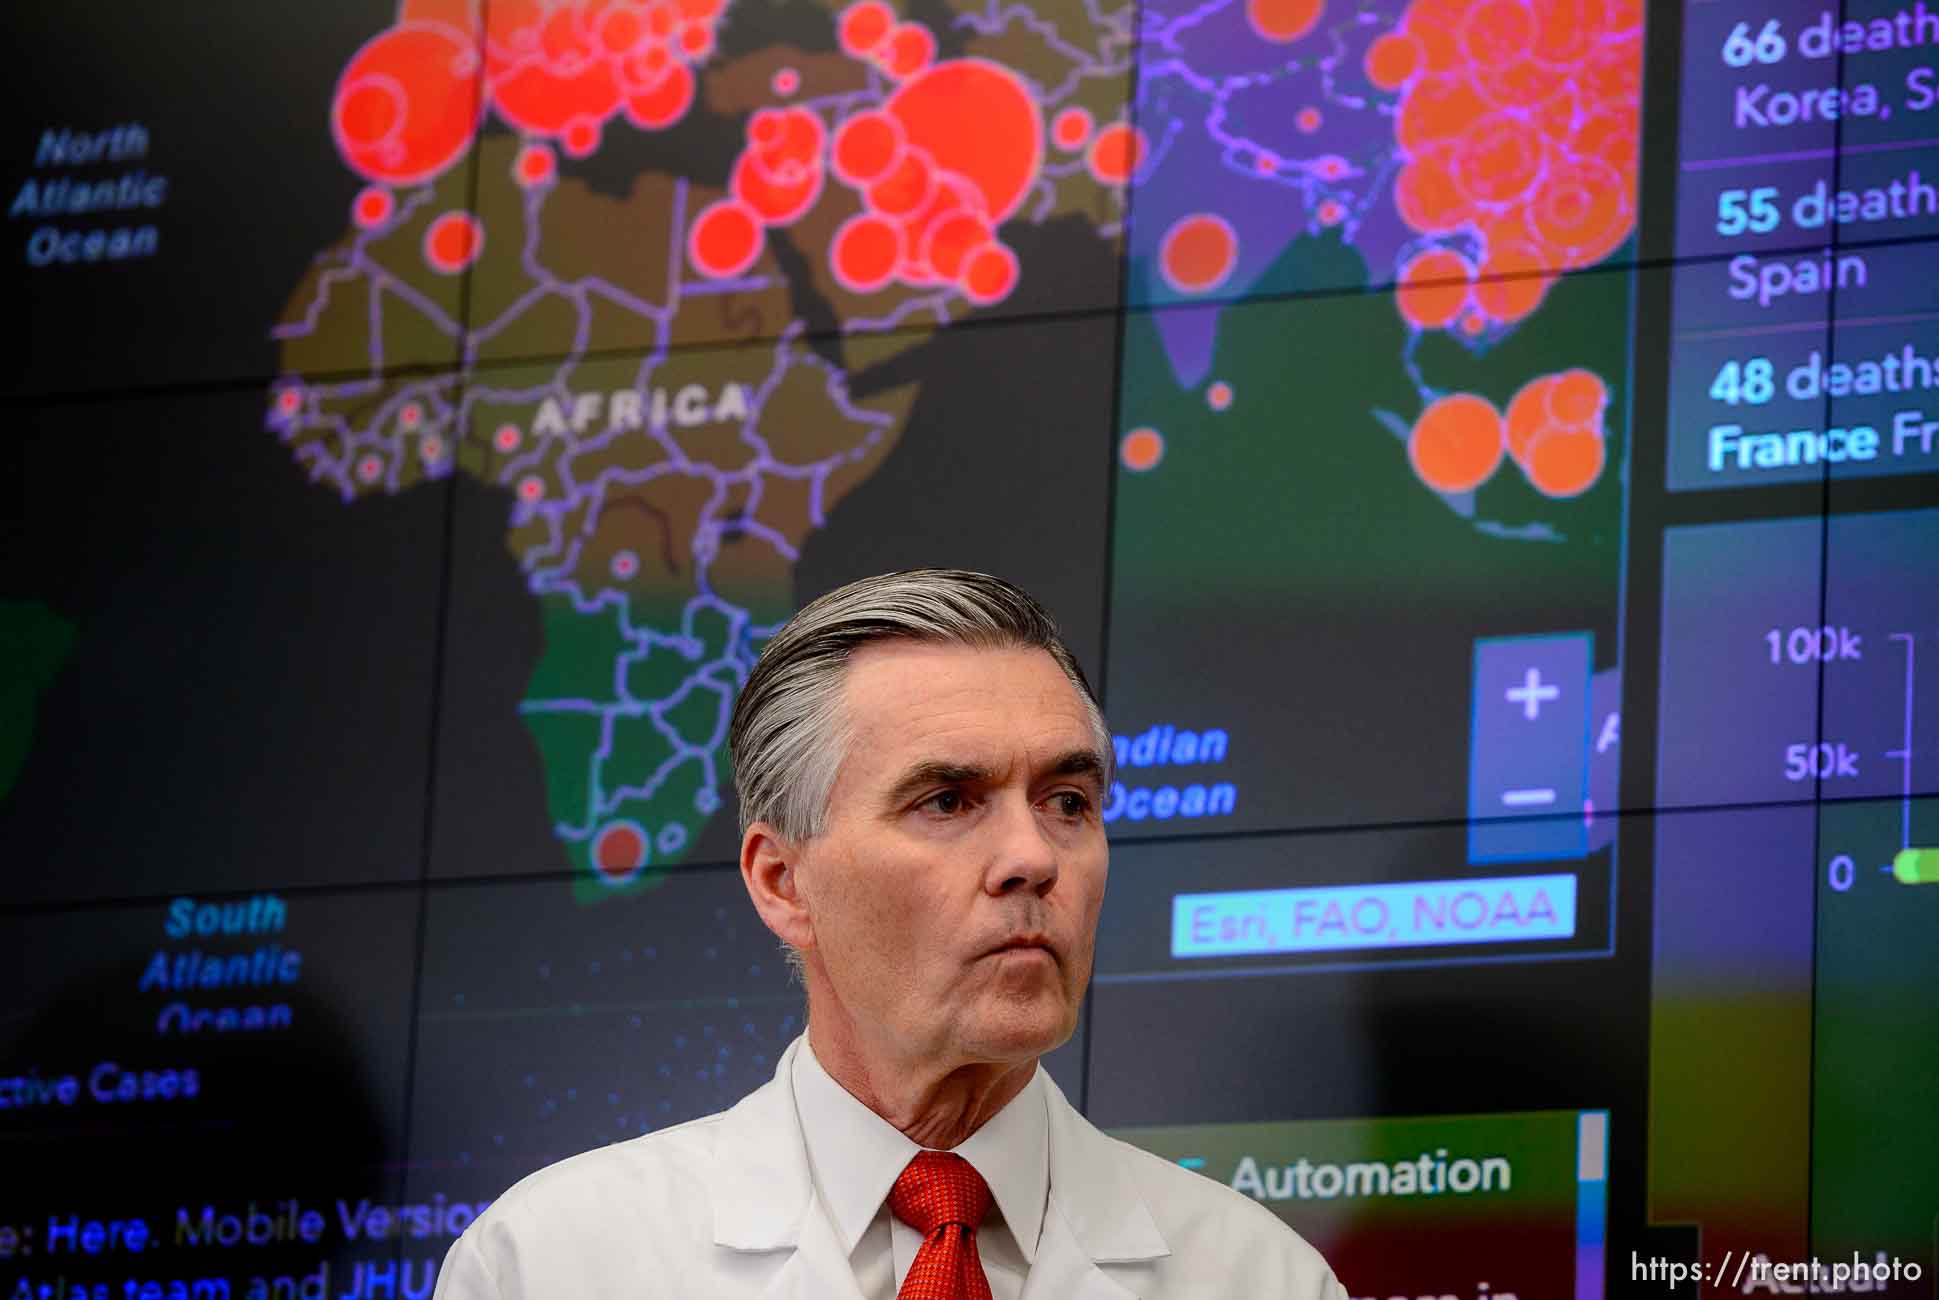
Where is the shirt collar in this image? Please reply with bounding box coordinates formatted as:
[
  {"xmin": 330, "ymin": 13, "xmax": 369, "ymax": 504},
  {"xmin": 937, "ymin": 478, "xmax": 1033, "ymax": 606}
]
[
  {"xmin": 951, "ymin": 1057, "xmax": 1049, "ymax": 1264},
  {"xmin": 791, "ymin": 1037, "xmax": 1050, "ymax": 1264}
]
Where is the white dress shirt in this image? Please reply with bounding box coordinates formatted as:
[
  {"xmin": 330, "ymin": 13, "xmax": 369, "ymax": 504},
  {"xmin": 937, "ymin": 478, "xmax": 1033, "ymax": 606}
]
[{"xmin": 791, "ymin": 1039, "xmax": 1048, "ymax": 1300}]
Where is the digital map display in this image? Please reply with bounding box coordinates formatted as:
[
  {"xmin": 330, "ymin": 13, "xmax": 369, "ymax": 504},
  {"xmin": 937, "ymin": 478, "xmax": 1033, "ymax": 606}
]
[{"xmin": 2, "ymin": 1, "xmax": 1934, "ymax": 1298}]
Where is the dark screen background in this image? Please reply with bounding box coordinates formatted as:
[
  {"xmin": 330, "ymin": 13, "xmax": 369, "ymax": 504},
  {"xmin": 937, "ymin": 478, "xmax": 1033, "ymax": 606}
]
[{"xmin": 4, "ymin": 1, "xmax": 1935, "ymax": 1298}]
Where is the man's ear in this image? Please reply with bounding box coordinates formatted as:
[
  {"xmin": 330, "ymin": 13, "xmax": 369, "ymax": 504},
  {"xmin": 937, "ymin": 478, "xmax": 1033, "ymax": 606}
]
[{"xmin": 741, "ymin": 822, "xmax": 815, "ymax": 952}]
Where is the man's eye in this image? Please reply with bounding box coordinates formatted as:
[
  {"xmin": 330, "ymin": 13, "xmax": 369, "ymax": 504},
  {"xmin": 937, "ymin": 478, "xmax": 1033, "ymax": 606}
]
[
  {"xmin": 1048, "ymin": 791, "xmax": 1091, "ymax": 818},
  {"xmin": 922, "ymin": 789, "xmax": 966, "ymax": 815}
]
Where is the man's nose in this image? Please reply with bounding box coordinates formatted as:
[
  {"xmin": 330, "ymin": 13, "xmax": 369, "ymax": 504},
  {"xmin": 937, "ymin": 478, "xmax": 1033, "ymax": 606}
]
[{"xmin": 984, "ymin": 793, "xmax": 1060, "ymax": 896}]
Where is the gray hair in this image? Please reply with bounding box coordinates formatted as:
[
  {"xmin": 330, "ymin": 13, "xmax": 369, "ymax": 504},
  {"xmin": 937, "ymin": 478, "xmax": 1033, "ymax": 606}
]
[{"xmin": 728, "ymin": 569, "xmax": 1112, "ymax": 843}]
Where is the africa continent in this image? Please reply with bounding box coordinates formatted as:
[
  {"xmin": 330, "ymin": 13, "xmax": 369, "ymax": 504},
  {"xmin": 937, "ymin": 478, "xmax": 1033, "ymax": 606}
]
[{"xmin": 268, "ymin": 0, "xmax": 1135, "ymax": 894}]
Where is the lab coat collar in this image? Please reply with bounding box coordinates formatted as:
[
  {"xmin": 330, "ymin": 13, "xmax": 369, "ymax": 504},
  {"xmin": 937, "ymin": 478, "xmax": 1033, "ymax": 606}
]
[
  {"xmin": 1039, "ymin": 1067, "xmax": 1170, "ymax": 1266},
  {"xmin": 709, "ymin": 1036, "xmax": 819, "ymax": 1252},
  {"xmin": 708, "ymin": 1036, "xmax": 1169, "ymax": 1295}
]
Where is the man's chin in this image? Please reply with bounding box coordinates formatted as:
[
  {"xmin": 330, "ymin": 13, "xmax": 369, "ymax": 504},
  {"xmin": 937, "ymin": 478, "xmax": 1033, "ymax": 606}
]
[{"xmin": 965, "ymin": 996, "xmax": 1078, "ymax": 1063}]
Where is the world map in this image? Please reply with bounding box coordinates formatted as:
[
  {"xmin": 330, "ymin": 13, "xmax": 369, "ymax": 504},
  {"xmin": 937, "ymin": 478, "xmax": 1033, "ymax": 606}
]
[{"xmin": 267, "ymin": 0, "xmax": 1641, "ymax": 893}]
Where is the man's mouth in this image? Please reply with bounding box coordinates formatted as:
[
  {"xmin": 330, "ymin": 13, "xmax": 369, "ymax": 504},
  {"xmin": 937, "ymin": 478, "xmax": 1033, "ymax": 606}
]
[{"xmin": 990, "ymin": 934, "xmax": 1057, "ymax": 960}]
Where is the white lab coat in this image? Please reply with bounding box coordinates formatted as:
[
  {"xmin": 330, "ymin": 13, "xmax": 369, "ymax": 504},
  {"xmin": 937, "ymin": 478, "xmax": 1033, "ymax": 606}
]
[{"xmin": 433, "ymin": 1036, "xmax": 1348, "ymax": 1300}]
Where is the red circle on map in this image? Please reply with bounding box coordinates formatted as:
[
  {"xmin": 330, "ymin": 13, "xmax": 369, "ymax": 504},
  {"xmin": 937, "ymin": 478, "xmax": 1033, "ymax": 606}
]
[
  {"xmin": 494, "ymin": 424, "xmax": 522, "ymax": 452},
  {"xmin": 599, "ymin": 6, "xmax": 646, "ymax": 54},
  {"xmin": 333, "ymin": 22, "xmax": 483, "ymax": 185},
  {"xmin": 750, "ymin": 109, "xmax": 785, "ymax": 149},
  {"xmin": 353, "ymin": 186, "xmax": 395, "ymax": 228},
  {"xmin": 625, "ymin": 60, "xmax": 695, "ymax": 129},
  {"xmin": 838, "ymin": 0, "xmax": 895, "ymax": 56},
  {"xmin": 679, "ymin": 21, "xmax": 714, "ymax": 60},
  {"xmin": 533, "ymin": 3, "xmax": 585, "ymax": 61},
  {"xmin": 562, "ymin": 117, "xmax": 602, "ymax": 158},
  {"xmin": 772, "ymin": 67, "xmax": 801, "ymax": 96},
  {"xmin": 515, "ymin": 144, "xmax": 557, "ymax": 187},
  {"xmin": 593, "ymin": 821, "xmax": 648, "ymax": 881},
  {"xmin": 424, "ymin": 212, "xmax": 484, "ymax": 273},
  {"xmin": 1086, "ymin": 122, "xmax": 1146, "ymax": 186},
  {"xmin": 960, "ymin": 241, "xmax": 1018, "ymax": 306},
  {"xmin": 773, "ymin": 107, "xmax": 825, "ymax": 166},
  {"xmin": 922, "ymin": 210, "xmax": 993, "ymax": 281},
  {"xmin": 731, "ymin": 156, "xmax": 821, "ymax": 224},
  {"xmin": 831, "ymin": 213, "xmax": 903, "ymax": 292},
  {"xmin": 1051, "ymin": 107, "xmax": 1093, "ymax": 152},
  {"xmin": 886, "ymin": 59, "xmax": 1043, "ymax": 223},
  {"xmin": 867, "ymin": 148, "xmax": 937, "ymax": 218},
  {"xmin": 689, "ymin": 199, "xmax": 764, "ymax": 278},
  {"xmin": 518, "ymin": 476, "xmax": 545, "ymax": 502},
  {"xmin": 617, "ymin": 44, "xmax": 672, "ymax": 93},
  {"xmin": 1159, "ymin": 214, "xmax": 1238, "ymax": 295},
  {"xmin": 833, "ymin": 111, "xmax": 904, "ymax": 185},
  {"xmin": 881, "ymin": 23, "xmax": 937, "ymax": 80}
]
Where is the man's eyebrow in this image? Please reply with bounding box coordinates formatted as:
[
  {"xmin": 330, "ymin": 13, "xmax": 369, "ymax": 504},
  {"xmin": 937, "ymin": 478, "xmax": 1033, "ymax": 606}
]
[
  {"xmin": 880, "ymin": 750, "xmax": 1107, "ymax": 805},
  {"xmin": 1047, "ymin": 749, "xmax": 1108, "ymax": 784},
  {"xmin": 882, "ymin": 759, "xmax": 999, "ymax": 806}
]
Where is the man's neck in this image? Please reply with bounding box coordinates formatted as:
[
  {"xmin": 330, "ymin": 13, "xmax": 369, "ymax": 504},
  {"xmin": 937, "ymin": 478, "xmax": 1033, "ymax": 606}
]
[{"xmin": 806, "ymin": 1015, "xmax": 1038, "ymax": 1150}]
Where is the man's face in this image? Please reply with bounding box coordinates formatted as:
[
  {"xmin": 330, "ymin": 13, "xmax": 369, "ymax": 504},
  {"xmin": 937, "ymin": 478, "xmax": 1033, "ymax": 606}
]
[{"xmin": 792, "ymin": 640, "xmax": 1110, "ymax": 1069}]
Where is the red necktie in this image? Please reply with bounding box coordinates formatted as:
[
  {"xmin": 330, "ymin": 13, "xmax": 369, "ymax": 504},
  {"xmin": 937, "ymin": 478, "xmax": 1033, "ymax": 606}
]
[{"xmin": 888, "ymin": 1150, "xmax": 994, "ymax": 1300}]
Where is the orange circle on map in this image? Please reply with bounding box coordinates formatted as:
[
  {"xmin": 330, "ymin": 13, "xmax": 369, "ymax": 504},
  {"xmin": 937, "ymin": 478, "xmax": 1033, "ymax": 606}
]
[
  {"xmin": 1548, "ymin": 368, "xmax": 1608, "ymax": 426},
  {"xmin": 1365, "ymin": 32, "xmax": 1420, "ymax": 89},
  {"xmin": 1396, "ymin": 248, "xmax": 1473, "ymax": 329},
  {"xmin": 1393, "ymin": 148, "xmax": 1467, "ymax": 234},
  {"xmin": 1525, "ymin": 427, "xmax": 1605, "ymax": 497},
  {"xmin": 1120, "ymin": 427, "xmax": 1164, "ymax": 472},
  {"xmin": 1408, "ymin": 393, "xmax": 1504, "ymax": 493},
  {"xmin": 1474, "ymin": 242, "xmax": 1551, "ymax": 323},
  {"xmin": 1247, "ymin": 0, "xmax": 1324, "ymax": 43},
  {"xmin": 1087, "ymin": 122, "xmax": 1147, "ymax": 185},
  {"xmin": 1159, "ymin": 214, "xmax": 1239, "ymax": 295},
  {"xmin": 1504, "ymin": 374, "xmax": 1558, "ymax": 464}
]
